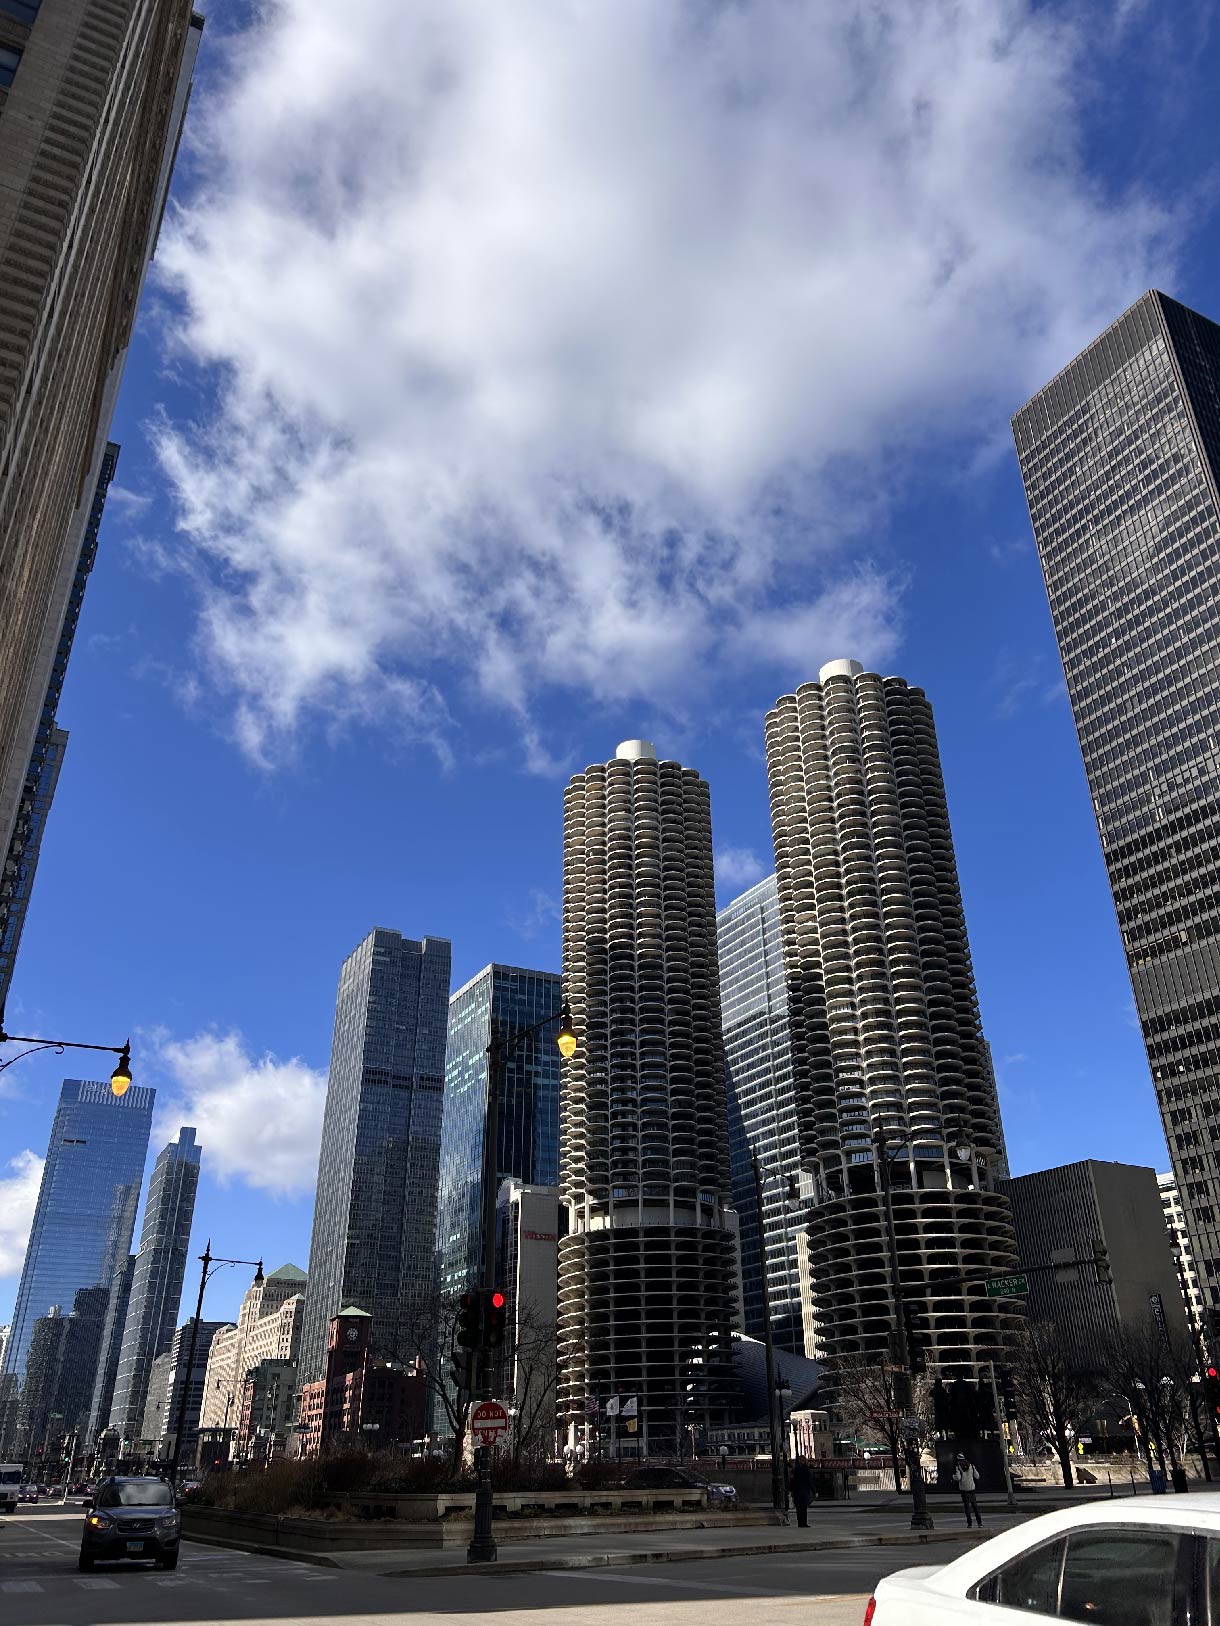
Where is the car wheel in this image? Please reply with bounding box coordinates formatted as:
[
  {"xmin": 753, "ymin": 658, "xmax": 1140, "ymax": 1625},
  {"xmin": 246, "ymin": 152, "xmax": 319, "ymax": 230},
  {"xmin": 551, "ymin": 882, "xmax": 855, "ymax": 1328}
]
[
  {"xmin": 78, "ymin": 1551, "xmax": 95, "ymax": 1572},
  {"xmin": 158, "ymin": 1552, "xmax": 178, "ymax": 1570}
]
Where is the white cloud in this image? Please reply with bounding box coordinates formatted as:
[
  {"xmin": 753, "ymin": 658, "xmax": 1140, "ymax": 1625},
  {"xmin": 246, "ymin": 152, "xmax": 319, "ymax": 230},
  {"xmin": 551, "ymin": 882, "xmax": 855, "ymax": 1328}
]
[
  {"xmin": 154, "ymin": 0, "xmax": 1174, "ymax": 761},
  {"xmin": 715, "ymin": 846, "xmax": 768, "ymax": 892},
  {"xmin": 0, "ymin": 1150, "xmax": 43, "ymax": 1279},
  {"xmin": 153, "ymin": 1032, "xmax": 326, "ymax": 1198}
]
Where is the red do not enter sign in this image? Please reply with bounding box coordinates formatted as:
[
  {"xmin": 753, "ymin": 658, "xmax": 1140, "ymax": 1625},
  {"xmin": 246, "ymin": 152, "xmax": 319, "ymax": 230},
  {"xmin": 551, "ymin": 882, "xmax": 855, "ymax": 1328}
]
[{"xmin": 471, "ymin": 1400, "xmax": 509, "ymax": 1442}]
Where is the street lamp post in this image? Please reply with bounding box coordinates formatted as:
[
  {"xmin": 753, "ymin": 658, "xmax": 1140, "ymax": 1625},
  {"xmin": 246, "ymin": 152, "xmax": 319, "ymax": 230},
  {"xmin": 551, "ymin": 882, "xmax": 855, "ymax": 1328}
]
[
  {"xmin": 873, "ymin": 1127, "xmax": 934, "ymax": 1531},
  {"xmin": 750, "ymin": 1147, "xmax": 792, "ymax": 1521},
  {"xmin": 467, "ymin": 1001, "xmax": 576, "ymax": 1566},
  {"xmin": 167, "ymin": 1243, "xmax": 262, "ymax": 1489},
  {"xmin": 0, "ymin": 1018, "xmax": 132, "ymax": 1095}
]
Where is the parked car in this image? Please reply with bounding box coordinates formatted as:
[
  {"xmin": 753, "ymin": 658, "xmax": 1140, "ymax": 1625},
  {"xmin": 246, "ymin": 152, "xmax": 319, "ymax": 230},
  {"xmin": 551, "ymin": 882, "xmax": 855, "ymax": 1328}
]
[
  {"xmin": 624, "ymin": 1466, "xmax": 738, "ymax": 1508},
  {"xmin": 78, "ymin": 1477, "xmax": 180, "ymax": 1571},
  {"xmin": 865, "ymin": 1492, "xmax": 1220, "ymax": 1623}
]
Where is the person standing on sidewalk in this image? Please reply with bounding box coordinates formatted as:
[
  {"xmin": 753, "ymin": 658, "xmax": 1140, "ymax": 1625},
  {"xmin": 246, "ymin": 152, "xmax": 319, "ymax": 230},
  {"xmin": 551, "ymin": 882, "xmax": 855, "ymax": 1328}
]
[
  {"xmin": 790, "ymin": 1457, "xmax": 813, "ymax": 1528},
  {"xmin": 953, "ymin": 1453, "xmax": 983, "ymax": 1528}
]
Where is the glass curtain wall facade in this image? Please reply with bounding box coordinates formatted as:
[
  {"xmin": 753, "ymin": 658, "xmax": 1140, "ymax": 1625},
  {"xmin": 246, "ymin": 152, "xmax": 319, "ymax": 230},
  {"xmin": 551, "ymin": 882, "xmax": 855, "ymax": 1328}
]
[
  {"xmin": 718, "ymin": 874, "xmax": 806, "ymax": 1353},
  {"xmin": 1012, "ymin": 291, "xmax": 1220, "ymax": 1314},
  {"xmin": 765, "ymin": 662, "xmax": 1019, "ymax": 1370},
  {"xmin": 300, "ymin": 929, "xmax": 451, "ymax": 1382},
  {"xmin": 558, "ymin": 741, "xmax": 739, "ymax": 1455},
  {"xmin": 108, "ymin": 1126, "xmax": 201, "ymax": 1440},
  {"xmin": 437, "ymin": 965, "xmax": 562, "ymax": 1297},
  {"xmin": 2, "ymin": 1079, "xmax": 154, "ymax": 1382},
  {"xmin": 86, "ymin": 1253, "xmax": 135, "ymax": 1443}
]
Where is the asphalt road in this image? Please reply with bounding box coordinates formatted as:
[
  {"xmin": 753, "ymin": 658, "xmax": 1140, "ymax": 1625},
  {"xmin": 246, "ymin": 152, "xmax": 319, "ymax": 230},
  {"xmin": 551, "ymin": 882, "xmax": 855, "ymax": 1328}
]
[{"xmin": 0, "ymin": 1503, "xmax": 974, "ymax": 1626}]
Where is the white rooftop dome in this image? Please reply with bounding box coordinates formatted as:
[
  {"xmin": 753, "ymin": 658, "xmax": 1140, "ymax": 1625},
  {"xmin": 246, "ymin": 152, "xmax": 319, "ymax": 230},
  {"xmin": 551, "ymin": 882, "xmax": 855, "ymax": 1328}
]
[
  {"xmin": 818, "ymin": 658, "xmax": 864, "ymax": 683},
  {"xmin": 616, "ymin": 739, "xmax": 657, "ymax": 761}
]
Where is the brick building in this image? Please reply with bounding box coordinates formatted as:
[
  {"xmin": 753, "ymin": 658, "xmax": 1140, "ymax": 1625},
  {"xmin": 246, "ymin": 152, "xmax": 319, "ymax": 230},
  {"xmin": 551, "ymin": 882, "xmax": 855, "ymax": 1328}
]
[{"xmin": 296, "ymin": 1308, "xmax": 426, "ymax": 1457}]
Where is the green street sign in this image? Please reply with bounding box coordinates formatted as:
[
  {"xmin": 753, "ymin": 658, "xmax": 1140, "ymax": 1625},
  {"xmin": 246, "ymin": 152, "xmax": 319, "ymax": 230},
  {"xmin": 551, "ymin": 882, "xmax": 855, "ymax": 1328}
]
[{"xmin": 985, "ymin": 1273, "xmax": 1029, "ymax": 1298}]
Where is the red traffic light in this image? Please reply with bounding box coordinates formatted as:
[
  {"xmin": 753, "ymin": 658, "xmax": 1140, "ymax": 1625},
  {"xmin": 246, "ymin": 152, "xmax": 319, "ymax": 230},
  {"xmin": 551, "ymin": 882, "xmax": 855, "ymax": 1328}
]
[
  {"xmin": 491, "ymin": 1291, "xmax": 506, "ymax": 1309},
  {"xmin": 1209, "ymin": 1366, "xmax": 1218, "ymax": 1380}
]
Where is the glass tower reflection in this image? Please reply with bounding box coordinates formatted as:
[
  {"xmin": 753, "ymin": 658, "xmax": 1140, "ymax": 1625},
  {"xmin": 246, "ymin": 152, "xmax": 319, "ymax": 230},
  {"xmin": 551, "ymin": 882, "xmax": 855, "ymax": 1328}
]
[
  {"xmin": 2, "ymin": 1079, "xmax": 154, "ymax": 1382},
  {"xmin": 437, "ymin": 964, "xmax": 562, "ymax": 1297}
]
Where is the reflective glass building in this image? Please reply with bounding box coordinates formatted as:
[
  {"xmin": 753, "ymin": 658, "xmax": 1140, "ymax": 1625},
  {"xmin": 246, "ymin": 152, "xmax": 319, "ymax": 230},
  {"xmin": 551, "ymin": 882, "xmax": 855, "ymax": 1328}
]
[
  {"xmin": 1013, "ymin": 290, "xmax": 1220, "ymax": 1313},
  {"xmin": 300, "ymin": 930, "xmax": 451, "ymax": 1382},
  {"xmin": 86, "ymin": 1252, "xmax": 135, "ymax": 1443},
  {"xmin": 2, "ymin": 1079, "xmax": 154, "ymax": 1382},
  {"xmin": 717, "ymin": 874, "xmax": 806, "ymax": 1353},
  {"xmin": 437, "ymin": 964, "xmax": 562, "ymax": 1297},
  {"xmin": 108, "ymin": 1126, "xmax": 201, "ymax": 1440}
]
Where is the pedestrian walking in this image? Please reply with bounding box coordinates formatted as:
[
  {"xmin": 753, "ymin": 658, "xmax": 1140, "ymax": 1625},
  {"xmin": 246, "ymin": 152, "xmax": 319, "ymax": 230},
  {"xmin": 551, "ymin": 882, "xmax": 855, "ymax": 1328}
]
[
  {"xmin": 953, "ymin": 1453, "xmax": 983, "ymax": 1528},
  {"xmin": 790, "ymin": 1456, "xmax": 813, "ymax": 1528}
]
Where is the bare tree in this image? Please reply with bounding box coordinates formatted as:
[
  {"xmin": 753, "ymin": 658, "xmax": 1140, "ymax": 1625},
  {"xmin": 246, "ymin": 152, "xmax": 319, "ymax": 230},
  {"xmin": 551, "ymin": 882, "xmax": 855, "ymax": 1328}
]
[
  {"xmin": 1010, "ymin": 1320, "xmax": 1100, "ymax": 1489},
  {"xmin": 827, "ymin": 1355, "xmax": 936, "ymax": 1491},
  {"xmin": 1100, "ymin": 1316, "xmax": 1194, "ymax": 1480},
  {"xmin": 398, "ymin": 1292, "xmax": 472, "ymax": 1473},
  {"xmin": 506, "ymin": 1306, "xmax": 558, "ymax": 1467}
]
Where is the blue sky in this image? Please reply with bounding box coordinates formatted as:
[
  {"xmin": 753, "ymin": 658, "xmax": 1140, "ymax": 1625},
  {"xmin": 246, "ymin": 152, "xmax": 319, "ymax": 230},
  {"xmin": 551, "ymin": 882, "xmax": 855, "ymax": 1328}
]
[{"xmin": 2, "ymin": 0, "xmax": 1219, "ymax": 1329}]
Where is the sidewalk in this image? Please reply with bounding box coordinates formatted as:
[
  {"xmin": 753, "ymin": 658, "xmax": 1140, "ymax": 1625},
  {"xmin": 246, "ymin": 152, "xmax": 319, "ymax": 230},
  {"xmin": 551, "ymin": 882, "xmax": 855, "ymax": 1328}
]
[{"xmin": 188, "ymin": 1502, "xmax": 1034, "ymax": 1579}]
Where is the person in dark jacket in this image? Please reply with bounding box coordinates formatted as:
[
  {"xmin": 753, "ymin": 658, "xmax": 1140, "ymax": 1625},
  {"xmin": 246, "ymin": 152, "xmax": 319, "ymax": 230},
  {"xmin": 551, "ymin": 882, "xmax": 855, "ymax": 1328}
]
[{"xmin": 790, "ymin": 1457, "xmax": 814, "ymax": 1527}]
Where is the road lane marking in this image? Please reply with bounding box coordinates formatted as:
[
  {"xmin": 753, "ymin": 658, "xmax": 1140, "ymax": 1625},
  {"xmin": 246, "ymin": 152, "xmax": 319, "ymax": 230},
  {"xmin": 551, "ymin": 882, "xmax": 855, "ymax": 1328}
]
[
  {"xmin": 75, "ymin": 1577, "xmax": 120, "ymax": 1589},
  {"xmin": 538, "ymin": 1570, "xmax": 808, "ymax": 1597},
  {"xmin": 1, "ymin": 1579, "xmax": 43, "ymax": 1592}
]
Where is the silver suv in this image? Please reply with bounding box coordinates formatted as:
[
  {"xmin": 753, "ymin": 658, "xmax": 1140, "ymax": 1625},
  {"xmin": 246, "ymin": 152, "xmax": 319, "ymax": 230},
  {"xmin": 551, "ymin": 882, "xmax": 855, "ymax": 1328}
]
[{"xmin": 79, "ymin": 1477, "xmax": 180, "ymax": 1571}]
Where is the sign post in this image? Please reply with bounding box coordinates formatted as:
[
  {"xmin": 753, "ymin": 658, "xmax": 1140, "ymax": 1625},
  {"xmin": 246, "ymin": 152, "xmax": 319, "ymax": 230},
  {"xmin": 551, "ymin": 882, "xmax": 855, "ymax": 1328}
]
[{"xmin": 470, "ymin": 1400, "xmax": 509, "ymax": 1449}]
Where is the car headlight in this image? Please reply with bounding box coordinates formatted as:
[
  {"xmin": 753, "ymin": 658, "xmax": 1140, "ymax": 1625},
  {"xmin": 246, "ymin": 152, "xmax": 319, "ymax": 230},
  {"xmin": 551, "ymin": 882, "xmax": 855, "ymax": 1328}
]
[
  {"xmin": 158, "ymin": 1513, "xmax": 180, "ymax": 1530},
  {"xmin": 86, "ymin": 1513, "xmax": 113, "ymax": 1529}
]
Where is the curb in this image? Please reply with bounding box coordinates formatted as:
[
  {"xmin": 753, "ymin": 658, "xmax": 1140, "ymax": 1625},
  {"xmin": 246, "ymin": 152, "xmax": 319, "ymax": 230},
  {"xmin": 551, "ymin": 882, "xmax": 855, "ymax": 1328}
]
[{"xmin": 185, "ymin": 1521, "xmax": 1009, "ymax": 1579}]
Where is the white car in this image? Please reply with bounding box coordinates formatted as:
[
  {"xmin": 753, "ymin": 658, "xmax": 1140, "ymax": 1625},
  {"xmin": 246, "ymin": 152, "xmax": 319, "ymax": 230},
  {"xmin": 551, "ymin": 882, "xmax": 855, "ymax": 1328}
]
[{"xmin": 866, "ymin": 1491, "xmax": 1220, "ymax": 1623}]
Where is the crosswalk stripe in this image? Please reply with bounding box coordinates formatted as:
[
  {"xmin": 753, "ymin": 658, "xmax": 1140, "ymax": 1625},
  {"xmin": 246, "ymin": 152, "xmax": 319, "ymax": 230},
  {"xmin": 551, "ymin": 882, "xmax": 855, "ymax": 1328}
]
[
  {"xmin": 1, "ymin": 1579, "xmax": 43, "ymax": 1592},
  {"xmin": 75, "ymin": 1577, "xmax": 119, "ymax": 1589}
]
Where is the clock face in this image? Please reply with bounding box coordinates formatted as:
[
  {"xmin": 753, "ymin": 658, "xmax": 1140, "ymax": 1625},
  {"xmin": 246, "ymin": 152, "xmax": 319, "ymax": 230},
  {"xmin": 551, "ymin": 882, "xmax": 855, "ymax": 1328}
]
[{"xmin": 345, "ymin": 1326, "xmax": 359, "ymax": 1342}]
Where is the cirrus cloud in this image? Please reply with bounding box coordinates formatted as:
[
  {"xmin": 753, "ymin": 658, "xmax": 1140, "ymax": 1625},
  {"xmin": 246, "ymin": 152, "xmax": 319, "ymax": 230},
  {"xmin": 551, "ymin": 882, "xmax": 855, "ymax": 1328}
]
[{"xmin": 153, "ymin": 0, "xmax": 1175, "ymax": 763}]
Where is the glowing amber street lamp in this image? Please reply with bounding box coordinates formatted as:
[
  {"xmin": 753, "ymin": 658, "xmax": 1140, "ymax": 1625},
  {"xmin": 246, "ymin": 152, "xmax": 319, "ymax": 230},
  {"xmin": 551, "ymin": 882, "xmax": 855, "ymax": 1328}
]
[
  {"xmin": 0, "ymin": 1013, "xmax": 134, "ymax": 1097},
  {"xmin": 556, "ymin": 1003, "xmax": 578, "ymax": 1060}
]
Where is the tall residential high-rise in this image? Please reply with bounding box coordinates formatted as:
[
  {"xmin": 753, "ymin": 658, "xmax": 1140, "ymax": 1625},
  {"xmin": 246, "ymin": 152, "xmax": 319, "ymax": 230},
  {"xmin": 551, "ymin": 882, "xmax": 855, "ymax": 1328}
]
[
  {"xmin": 1012, "ymin": 291, "xmax": 1220, "ymax": 1317},
  {"xmin": 717, "ymin": 873, "xmax": 806, "ymax": 1354},
  {"xmin": 300, "ymin": 930, "xmax": 451, "ymax": 1381},
  {"xmin": 0, "ymin": 443, "xmax": 118, "ymax": 1006},
  {"xmin": 437, "ymin": 964, "xmax": 562, "ymax": 1298},
  {"xmin": 558, "ymin": 740, "xmax": 739, "ymax": 1454},
  {"xmin": 86, "ymin": 1253, "xmax": 136, "ymax": 1444},
  {"xmin": 108, "ymin": 1127, "xmax": 202, "ymax": 1441},
  {"xmin": 199, "ymin": 1263, "xmax": 306, "ymax": 1436},
  {"xmin": 17, "ymin": 1284, "xmax": 109, "ymax": 1451},
  {"xmin": 0, "ymin": 4, "xmax": 203, "ymax": 869},
  {"xmin": 2, "ymin": 1079, "xmax": 154, "ymax": 1382},
  {"xmin": 764, "ymin": 662, "xmax": 1019, "ymax": 1370}
]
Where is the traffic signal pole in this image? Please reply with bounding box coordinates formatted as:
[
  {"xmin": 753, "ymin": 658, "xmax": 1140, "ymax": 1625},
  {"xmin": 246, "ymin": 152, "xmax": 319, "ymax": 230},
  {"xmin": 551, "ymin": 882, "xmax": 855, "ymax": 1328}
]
[
  {"xmin": 986, "ymin": 1362, "xmax": 1017, "ymax": 1510},
  {"xmin": 467, "ymin": 1023, "xmax": 505, "ymax": 1565}
]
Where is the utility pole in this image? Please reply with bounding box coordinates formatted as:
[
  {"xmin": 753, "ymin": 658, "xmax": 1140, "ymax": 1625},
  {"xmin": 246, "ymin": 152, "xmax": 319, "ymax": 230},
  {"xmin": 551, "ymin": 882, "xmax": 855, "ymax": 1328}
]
[
  {"xmin": 985, "ymin": 1362, "xmax": 1017, "ymax": 1510},
  {"xmin": 751, "ymin": 1148, "xmax": 788, "ymax": 1522}
]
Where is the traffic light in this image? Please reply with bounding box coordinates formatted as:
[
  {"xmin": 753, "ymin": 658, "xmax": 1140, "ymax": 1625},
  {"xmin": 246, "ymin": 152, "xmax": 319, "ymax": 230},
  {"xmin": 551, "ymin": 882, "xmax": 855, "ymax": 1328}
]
[
  {"xmin": 1092, "ymin": 1238, "xmax": 1113, "ymax": 1287},
  {"xmin": 1203, "ymin": 1364, "xmax": 1220, "ymax": 1419},
  {"xmin": 902, "ymin": 1302, "xmax": 927, "ymax": 1374},
  {"xmin": 484, "ymin": 1289, "xmax": 508, "ymax": 1349},
  {"xmin": 456, "ymin": 1290, "xmax": 482, "ymax": 1350},
  {"xmin": 998, "ymin": 1367, "xmax": 1017, "ymax": 1418}
]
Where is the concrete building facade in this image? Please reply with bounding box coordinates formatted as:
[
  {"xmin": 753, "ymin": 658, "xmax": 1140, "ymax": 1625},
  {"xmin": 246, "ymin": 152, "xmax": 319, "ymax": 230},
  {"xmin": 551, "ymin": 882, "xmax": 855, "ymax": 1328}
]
[
  {"xmin": 198, "ymin": 1264, "xmax": 305, "ymax": 1439},
  {"xmin": 300, "ymin": 929, "xmax": 451, "ymax": 1382},
  {"xmin": 1013, "ymin": 291, "xmax": 1220, "ymax": 1315},
  {"xmin": 764, "ymin": 661, "xmax": 1019, "ymax": 1372},
  {"xmin": 1003, "ymin": 1160, "xmax": 1189, "ymax": 1358},
  {"xmin": 1160, "ymin": 1170, "xmax": 1210, "ymax": 1339},
  {"xmin": 558, "ymin": 740, "xmax": 739, "ymax": 1455},
  {"xmin": 717, "ymin": 873, "xmax": 807, "ymax": 1354},
  {"xmin": 0, "ymin": 1, "xmax": 203, "ymax": 867}
]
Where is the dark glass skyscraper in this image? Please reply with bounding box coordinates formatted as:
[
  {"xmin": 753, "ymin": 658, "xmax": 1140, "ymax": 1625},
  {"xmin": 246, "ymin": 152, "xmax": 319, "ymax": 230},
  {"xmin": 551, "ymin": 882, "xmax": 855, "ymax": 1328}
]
[
  {"xmin": 300, "ymin": 929, "xmax": 451, "ymax": 1382},
  {"xmin": 2, "ymin": 1080, "xmax": 154, "ymax": 1383},
  {"xmin": 108, "ymin": 1127, "xmax": 201, "ymax": 1441},
  {"xmin": 86, "ymin": 1253, "xmax": 135, "ymax": 1445},
  {"xmin": 717, "ymin": 874, "xmax": 807, "ymax": 1354},
  {"xmin": 1013, "ymin": 291, "xmax": 1220, "ymax": 1315},
  {"xmin": 437, "ymin": 964, "xmax": 561, "ymax": 1298}
]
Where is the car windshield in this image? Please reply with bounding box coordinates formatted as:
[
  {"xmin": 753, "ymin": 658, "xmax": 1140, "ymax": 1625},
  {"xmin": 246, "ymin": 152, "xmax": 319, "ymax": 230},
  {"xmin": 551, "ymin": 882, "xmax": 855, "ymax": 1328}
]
[{"xmin": 96, "ymin": 1482, "xmax": 173, "ymax": 1508}]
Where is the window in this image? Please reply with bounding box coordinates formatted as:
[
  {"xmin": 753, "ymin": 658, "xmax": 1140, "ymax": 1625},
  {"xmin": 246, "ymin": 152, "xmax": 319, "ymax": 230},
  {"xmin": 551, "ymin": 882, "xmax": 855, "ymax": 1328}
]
[
  {"xmin": 0, "ymin": 0, "xmax": 39, "ymax": 22},
  {"xmin": 975, "ymin": 1536, "xmax": 1064, "ymax": 1612},
  {"xmin": 0, "ymin": 44, "xmax": 21, "ymax": 84},
  {"xmin": 1058, "ymin": 1530, "xmax": 1178, "ymax": 1626}
]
